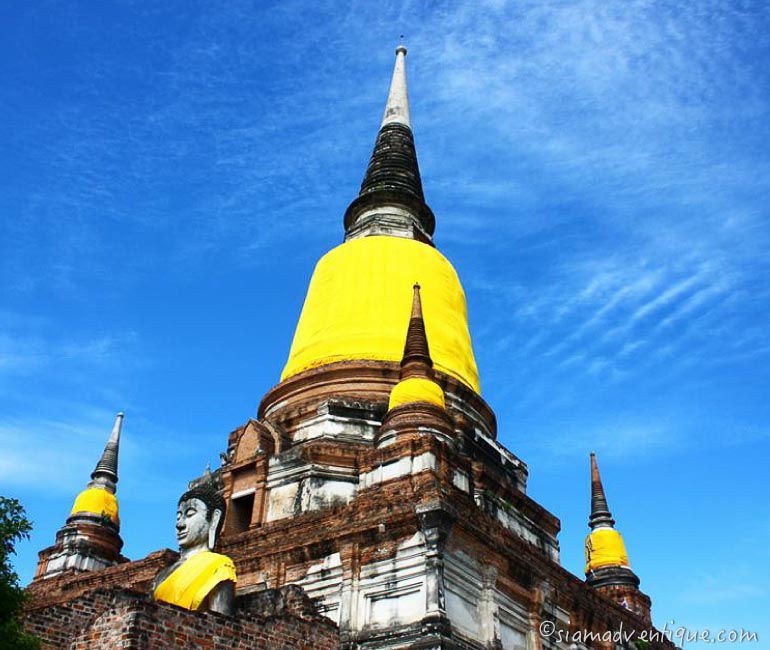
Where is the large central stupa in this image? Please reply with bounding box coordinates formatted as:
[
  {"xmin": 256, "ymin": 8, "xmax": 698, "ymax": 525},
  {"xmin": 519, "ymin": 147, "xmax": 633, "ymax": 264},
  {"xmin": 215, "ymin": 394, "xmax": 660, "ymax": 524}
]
[{"xmin": 26, "ymin": 46, "xmax": 671, "ymax": 650}]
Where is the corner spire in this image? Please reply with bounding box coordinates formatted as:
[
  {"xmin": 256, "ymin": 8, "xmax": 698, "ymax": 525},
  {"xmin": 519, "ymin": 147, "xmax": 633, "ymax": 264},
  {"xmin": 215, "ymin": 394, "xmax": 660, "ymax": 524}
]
[
  {"xmin": 584, "ymin": 452, "xmax": 648, "ymax": 620},
  {"xmin": 343, "ymin": 44, "xmax": 436, "ymax": 242},
  {"xmin": 91, "ymin": 412, "xmax": 124, "ymax": 488},
  {"xmin": 386, "ymin": 283, "xmax": 446, "ymax": 413},
  {"xmin": 400, "ymin": 283, "xmax": 433, "ymax": 378},
  {"xmin": 589, "ymin": 452, "xmax": 616, "ymax": 529},
  {"xmin": 35, "ymin": 412, "xmax": 126, "ymax": 578}
]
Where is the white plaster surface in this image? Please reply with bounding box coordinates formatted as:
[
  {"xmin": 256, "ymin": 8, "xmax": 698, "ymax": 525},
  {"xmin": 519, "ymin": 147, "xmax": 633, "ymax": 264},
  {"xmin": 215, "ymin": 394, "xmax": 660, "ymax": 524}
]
[
  {"xmin": 497, "ymin": 590, "xmax": 532, "ymax": 650},
  {"xmin": 293, "ymin": 410, "xmax": 379, "ymax": 443},
  {"xmin": 44, "ymin": 546, "xmax": 113, "ymax": 577},
  {"xmin": 446, "ymin": 589, "xmax": 481, "ymax": 637},
  {"xmin": 355, "ymin": 532, "xmax": 427, "ymax": 630},
  {"xmin": 445, "ymin": 551, "xmax": 483, "ymax": 639},
  {"xmin": 452, "ymin": 469, "xmax": 470, "ymax": 493},
  {"xmin": 265, "ymin": 449, "xmax": 360, "ymax": 521},
  {"xmin": 230, "ymin": 487, "xmax": 256, "ymax": 499},
  {"xmin": 381, "ymin": 47, "xmax": 411, "ymax": 128},
  {"xmin": 500, "ymin": 623, "xmax": 527, "ymax": 650},
  {"xmin": 368, "ymin": 585, "xmax": 423, "ymax": 627},
  {"xmin": 299, "ymin": 479, "xmax": 356, "ymax": 512},
  {"xmin": 360, "ymin": 452, "xmax": 436, "ymax": 489},
  {"xmin": 298, "ymin": 552, "xmax": 344, "ymax": 625},
  {"xmin": 265, "ymin": 482, "xmax": 299, "ymax": 522},
  {"xmin": 489, "ymin": 497, "xmax": 560, "ymax": 563}
]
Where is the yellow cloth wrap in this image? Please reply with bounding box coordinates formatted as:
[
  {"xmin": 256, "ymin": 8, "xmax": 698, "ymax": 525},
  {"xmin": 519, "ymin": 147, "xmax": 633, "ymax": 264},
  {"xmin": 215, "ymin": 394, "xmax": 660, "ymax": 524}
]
[
  {"xmin": 585, "ymin": 528, "xmax": 630, "ymax": 573},
  {"xmin": 388, "ymin": 377, "xmax": 445, "ymax": 411},
  {"xmin": 282, "ymin": 236, "xmax": 481, "ymax": 393},
  {"xmin": 154, "ymin": 551, "xmax": 237, "ymax": 611},
  {"xmin": 70, "ymin": 487, "xmax": 119, "ymax": 524}
]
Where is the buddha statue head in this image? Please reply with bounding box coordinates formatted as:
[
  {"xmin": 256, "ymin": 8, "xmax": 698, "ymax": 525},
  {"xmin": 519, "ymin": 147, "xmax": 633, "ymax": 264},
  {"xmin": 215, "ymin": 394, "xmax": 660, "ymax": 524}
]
[
  {"xmin": 153, "ymin": 478, "xmax": 236, "ymax": 615},
  {"xmin": 175, "ymin": 482, "xmax": 226, "ymax": 557}
]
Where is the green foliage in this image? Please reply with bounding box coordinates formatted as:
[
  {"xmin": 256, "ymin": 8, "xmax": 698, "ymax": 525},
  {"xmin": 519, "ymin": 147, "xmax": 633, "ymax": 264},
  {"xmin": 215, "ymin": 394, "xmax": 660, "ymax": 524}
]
[
  {"xmin": 0, "ymin": 496, "xmax": 41, "ymax": 650},
  {"xmin": 634, "ymin": 638, "xmax": 651, "ymax": 650}
]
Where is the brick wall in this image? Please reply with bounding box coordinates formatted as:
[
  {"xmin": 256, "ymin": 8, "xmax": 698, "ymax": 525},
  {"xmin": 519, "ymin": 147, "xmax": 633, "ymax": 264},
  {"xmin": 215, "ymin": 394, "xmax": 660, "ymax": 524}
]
[
  {"xmin": 26, "ymin": 549, "xmax": 177, "ymax": 609},
  {"xmin": 24, "ymin": 586, "xmax": 339, "ymax": 650}
]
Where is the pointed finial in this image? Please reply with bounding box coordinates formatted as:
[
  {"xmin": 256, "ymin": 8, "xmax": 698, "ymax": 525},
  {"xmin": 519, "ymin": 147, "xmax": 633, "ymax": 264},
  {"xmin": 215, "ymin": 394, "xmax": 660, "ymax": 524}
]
[
  {"xmin": 382, "ymin": 41, "xmax": 411, "ymax": 128},
  {"xmin": 589, "ymin": 452, "xmax": 616, "ymax": 529},
  {"xmin": 91, "ymin": 412, "xmax": 124, "ymax": 487},
  {"xmin": 396, "ymin": 36, "xmax": 407, "ymax": 56},
  {"xmin": 400, "ymin": 283, "xmax": 433, "ymax": 377},
  {"xmin": 411, "ymin": 282, "xmax": 422, "ymax": 317}
]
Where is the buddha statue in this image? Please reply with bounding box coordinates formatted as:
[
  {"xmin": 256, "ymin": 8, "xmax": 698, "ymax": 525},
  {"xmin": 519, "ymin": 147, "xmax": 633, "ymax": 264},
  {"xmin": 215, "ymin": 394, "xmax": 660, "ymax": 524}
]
[{"xmin": 152, "ymin": 483, "xmax": 236, "ymax": 615}]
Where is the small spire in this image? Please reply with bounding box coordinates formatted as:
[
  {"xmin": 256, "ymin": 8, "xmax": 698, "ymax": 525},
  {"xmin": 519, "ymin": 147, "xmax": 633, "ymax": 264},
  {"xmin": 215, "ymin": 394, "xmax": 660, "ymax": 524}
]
[
  {"xmin": 589, "ymin": 452, "xmax": 616, "ymax": 529},
  {"xmin": 382, "ymin": 43, "xmax": 411, "ymax": 128},
  {"xmin": 400, "ymin": 283, "xmax": 433, "ymax": 378},
  {"xmin": 91, "ymin": 412, "xmax": 124, "ymax": 486}
]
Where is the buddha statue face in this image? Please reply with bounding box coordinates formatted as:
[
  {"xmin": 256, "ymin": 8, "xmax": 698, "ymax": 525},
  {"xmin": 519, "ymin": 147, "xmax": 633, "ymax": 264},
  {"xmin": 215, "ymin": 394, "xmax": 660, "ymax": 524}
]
[
  {"xmin": 174, "ymin": 485, "xmax": 225, "ymax": 555},
  {"xmin": 176, "ymin": 497, "xmax": 212, "ymax": 550}
]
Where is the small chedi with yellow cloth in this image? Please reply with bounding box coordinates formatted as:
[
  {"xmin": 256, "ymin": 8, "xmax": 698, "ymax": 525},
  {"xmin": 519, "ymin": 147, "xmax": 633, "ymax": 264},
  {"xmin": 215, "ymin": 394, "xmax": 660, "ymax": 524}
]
[
  {"xmin": 69, "ymin": 412, "xmax": 123, "ymax": 526},
  {"xmin": 584, "ymin": 452, "xmax": 651, "ymax": 620},
  {"xmin": 152, "ymin": 480, "xmax": 236, "ymax": 615},
  {"xmin": 388, "ymin": 283, "xmax": 446, "ymax": 412},
  {"xmin": 33, "ymin": 413, "xmax": 128, "ymax": 578}
]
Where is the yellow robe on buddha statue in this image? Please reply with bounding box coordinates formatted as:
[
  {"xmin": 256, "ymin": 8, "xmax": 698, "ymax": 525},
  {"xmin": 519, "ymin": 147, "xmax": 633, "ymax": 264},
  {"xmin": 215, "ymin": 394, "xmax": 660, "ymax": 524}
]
[{"xmin": 153, "ymin": 551, "xmax": 236, "ymax": 610}]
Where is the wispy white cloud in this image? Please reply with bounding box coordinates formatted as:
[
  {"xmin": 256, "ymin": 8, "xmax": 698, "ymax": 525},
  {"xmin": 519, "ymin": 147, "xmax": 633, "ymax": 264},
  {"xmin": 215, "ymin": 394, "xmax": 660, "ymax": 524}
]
[
  {"xmin": 0, "ymin": 328, "xmax": 135, "ymax": 376},
  {"xmin": 0, "ymin": 334, "xmax": 47, "ymax": 373},
  {"xmin": 400, "ymin": 2, "xmax": 770, "ymax": 396},
  {"xmin": 0, "ymin": 407, "xmax": 123, "ymax": 492},
  {"xmin": 474, "ymin": 249, "xmax": 748, "ymax": 391},
  {"xmin": 679, "ymin": 572, "xmax": 768, "ymax": 606},
  {"xmin": 531, "ymin": 420, "xmax": 682, "ymax": 463},
  {"xmin": 0, "ymin": 402, "xmax": 219, "ymax": 497}
]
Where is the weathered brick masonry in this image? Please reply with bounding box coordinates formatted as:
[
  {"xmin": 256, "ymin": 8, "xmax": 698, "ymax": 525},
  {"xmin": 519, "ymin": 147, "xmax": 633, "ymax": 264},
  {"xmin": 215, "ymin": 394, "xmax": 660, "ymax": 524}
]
[
  {"xmin": 26, "ymin": 549, "xmax": 175, "ymax": 610},
  {"xmin": 25, "ymin": 584, "xmax": 338, "ymax": 650}
]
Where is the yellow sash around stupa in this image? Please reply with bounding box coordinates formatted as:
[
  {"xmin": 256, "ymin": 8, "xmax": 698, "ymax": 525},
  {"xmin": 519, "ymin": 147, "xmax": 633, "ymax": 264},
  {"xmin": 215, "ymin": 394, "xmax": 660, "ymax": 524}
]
[
  {"xmin": 585, "ymin": 527, "xmax": 630, "ymax": 573},
  {"xmin": 154, "ymin": 551, "xmax": 236, "ymax": 610},
  {"xmin": 282, "ymin": 236, "xmax": 481, "ymax": 393},
  {"xmin": 388, "ymin": 377, "xmax": 445, "ymax": 411},
  {"xmin": 70, "ymin": 487, "xmax": 119, "ymax": 524}
]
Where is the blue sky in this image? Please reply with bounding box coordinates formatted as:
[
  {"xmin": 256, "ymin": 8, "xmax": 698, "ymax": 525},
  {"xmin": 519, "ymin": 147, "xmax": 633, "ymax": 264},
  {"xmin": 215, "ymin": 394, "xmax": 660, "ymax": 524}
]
[{"xmin": 2, "ymin": 1, "xmax": 769, "ymax": 646}]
